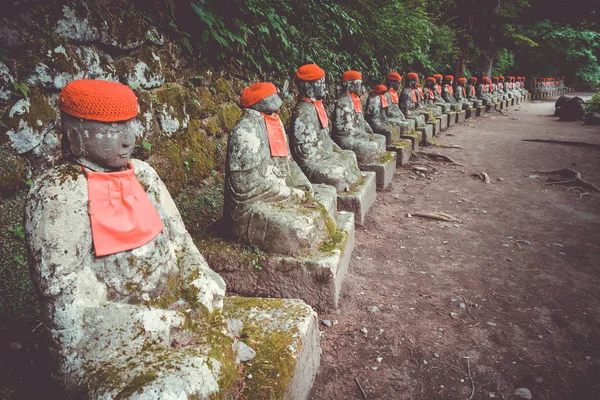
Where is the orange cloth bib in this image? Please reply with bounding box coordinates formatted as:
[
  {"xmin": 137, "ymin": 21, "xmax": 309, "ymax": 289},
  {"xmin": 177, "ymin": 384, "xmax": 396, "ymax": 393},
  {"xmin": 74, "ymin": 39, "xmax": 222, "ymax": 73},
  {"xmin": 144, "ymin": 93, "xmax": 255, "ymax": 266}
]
[
  {"xmin": 445, "ymin": 84, "xmax": 454, "ymax": 95},
  {"xmin": 462, "ymin": 87, "xmax": 467, "ymax": 97},
  {"xmin": 389, "ymin": 89, "xmax": 399, "ymax": 104},
  {"xmin": 410, "ymin": 89, "xmax": 417, "ymax": 103},
  {"xmin": 303, "ymin": 97, "xmax": 329, "ymax": 128},
  {"xmin": 262, "ymin": 113, "xmax": 289, "ymax": 157},
  {"xmin": 417, "ymin": 87, "xmax": 425, "ymax": 100},
  {"xmin": 427, "ymin": 88, "xmax": 435, "ymax": 100},
  {"xmin": 349, "ymin": 93, "xmax": 363, "ymax": 113},
  {"xmin": 84, "ymin": 163, "xmax": 164, "ymax": 257},
  {"xmin": 378, "ymin": 94, "xmax": 389, "ymax": 108},
  {"xmin": 436, "ymin": 85, "xmax": 442, "ymax": 95},
  {"xmin": 471, "ymin": 86, "xmax": 476, "ymax": 96}
]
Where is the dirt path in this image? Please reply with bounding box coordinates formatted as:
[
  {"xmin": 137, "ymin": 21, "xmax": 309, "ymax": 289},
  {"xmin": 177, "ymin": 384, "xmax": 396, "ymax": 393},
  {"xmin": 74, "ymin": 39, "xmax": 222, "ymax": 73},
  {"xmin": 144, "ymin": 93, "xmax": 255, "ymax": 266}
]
[{"xmin": 310, "ymin": 94, "xmax": 600, "ymax": 400}]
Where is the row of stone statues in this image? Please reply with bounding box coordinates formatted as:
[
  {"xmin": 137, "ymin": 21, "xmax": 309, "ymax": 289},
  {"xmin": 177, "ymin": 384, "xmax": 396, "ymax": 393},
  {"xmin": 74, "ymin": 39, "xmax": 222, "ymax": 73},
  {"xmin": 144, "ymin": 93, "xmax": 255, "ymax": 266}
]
[{"xmin": 24, "ymin": 65, "xmax": 530, "ymax": 398}]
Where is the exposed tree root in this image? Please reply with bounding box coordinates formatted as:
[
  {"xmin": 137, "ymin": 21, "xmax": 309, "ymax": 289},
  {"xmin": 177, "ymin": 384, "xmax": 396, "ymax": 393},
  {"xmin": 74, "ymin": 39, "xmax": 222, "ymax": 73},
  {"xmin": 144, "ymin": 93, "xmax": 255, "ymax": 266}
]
[
  {"xmin": 472, "ymin": 172, "xmax": 491, "ymax": 183},
  {"xmin": 523, "ymin": 139, "xmax": 600, "ymax": 150},
  {"xmin": 532, "ymin": 168, "xmax": 600, "ymax": 192},
  {"xmin": 411, "ymin": 212, "xmax": 458, "ymax": 222},
  {"xmin": 417, "ymin": 152, "xmax": 464, "ymax": 166}
]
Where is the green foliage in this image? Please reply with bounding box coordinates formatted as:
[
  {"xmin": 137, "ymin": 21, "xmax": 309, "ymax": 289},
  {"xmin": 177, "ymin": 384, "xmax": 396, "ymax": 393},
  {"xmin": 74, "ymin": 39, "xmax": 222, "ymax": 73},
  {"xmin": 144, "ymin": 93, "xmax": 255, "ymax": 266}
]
[
  {"xmin": 12, "ymin": 81, "xmax": 30, "ymax": 99},
  {"xmin": 8, "ymin": 225, "xmax": 24, "ymax": 239},
  {"xmin": 585, "ymin": 92, "xmax": 600, "ymax": 116}
]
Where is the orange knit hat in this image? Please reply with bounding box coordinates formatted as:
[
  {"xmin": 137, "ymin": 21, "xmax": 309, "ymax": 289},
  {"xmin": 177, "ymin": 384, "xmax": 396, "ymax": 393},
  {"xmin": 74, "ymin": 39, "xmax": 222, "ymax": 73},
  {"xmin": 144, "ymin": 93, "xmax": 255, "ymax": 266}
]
[
  {"xmin": 433, "ymin": 74, "xmax": 443, "ymax": 79},
  {"xmin": 406, "ymin": 72, "xmax": 419, "ymax": 80},
  {"xmin": 58, "ymin": 79, "xmax": 138, "ymax": 122},
  {"xmin": 493, "ymin": 76, "xmax": 499, "ymax": 80},
  {"xmin": 499, "ymin": 76, "xmax": 505, "ymax": 81},
  {"xmin": 470, "ymin": 77, "xmax": 477, "ymax": 82},
  {"xmin": 458, "ymin": 77, "xmax": 466, "ymax": 83},
  {"xmin": 426, "ymin": 77, "xmax": 436, "ymax": 83},
  {"xmin": 240, "ymin": 82, "xmax": 278, "ymax": 108},
  {"xmin": 445, "ymin": 75, "xmax": 454, "ymax": 81},
  {"xmin": 296, "ymin": 64, "xmax": 326, "ymax": 81},
  {"xmin": 342, "ymin": 70, "xmax": 362, "ymax": 82},
  {"xmin": 373, "ymin": 85, "xmax": 388, "ymax": 94},
  {"xmin": 387, "ymin": 72, "xmax": 402, "ymax": 81}
]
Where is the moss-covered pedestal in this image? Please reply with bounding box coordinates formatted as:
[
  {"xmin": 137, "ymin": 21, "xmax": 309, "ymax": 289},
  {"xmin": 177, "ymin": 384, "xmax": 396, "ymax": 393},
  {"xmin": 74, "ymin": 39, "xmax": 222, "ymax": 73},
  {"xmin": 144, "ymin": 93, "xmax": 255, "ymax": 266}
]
[
  {"xmin": 337, "ymin": 172, "xmax": 376, "ymax": 225},
  {"xmin": 358, "ymin": 151, "xmax": 396, "ymax": 191},
  {"xmin": 439, "ymin": 114, "xmax": 449, "ymax": 130},
  {"xmin": 387, "ymin": 139, "xmax": 413, "ymax": 166},
  {"xmin": 400, "ymin": 130, "xmax": 422, "ymax": 151},
  {"xmin": 455, "ymin": 110, "xmax": 466, "ymax": 124},
  {"xmin": 417, "ymin": 123, "xmax": 435, "ymax": 145},
  {"xmin": 446, "ymin": 111, "xmax": 457, "ymax": 127}
]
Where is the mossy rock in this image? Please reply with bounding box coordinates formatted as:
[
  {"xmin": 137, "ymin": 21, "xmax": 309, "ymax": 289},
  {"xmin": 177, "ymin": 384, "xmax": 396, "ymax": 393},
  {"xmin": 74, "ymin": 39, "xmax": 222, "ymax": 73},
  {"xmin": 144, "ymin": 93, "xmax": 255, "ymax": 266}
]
[
  {"xmin": 174, "ymin": 181, "xmax": 224, "ymax": 234},
  {"xmin": 217, "ymin": 102, "xmax": 242, "ymax": 133},
  {"xmin": 1, "ymin": 88, "xmax": 57, "ymax": 135},
  {"xmin": 0, "ymin": 147, "xmax": 28, "ymax": 195},
  {"xmin": 195, "ymin": 87, "xmax": 219, "ymax": 118},
  {"xmin": 214, "ymin": 78, "xmax": 232, "ymax": 96}
]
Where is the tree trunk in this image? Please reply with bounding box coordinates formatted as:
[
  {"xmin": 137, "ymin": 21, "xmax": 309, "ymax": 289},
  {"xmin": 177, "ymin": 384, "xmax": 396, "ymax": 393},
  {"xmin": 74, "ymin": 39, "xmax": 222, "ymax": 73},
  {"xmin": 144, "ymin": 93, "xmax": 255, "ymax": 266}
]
[
  {"xmin": 454, "ymin": 0, "xmax": 477, "ymax": 77},
  {"xmin": 483, "ymin": 0, "xmax": 501, "ymax": 77}
]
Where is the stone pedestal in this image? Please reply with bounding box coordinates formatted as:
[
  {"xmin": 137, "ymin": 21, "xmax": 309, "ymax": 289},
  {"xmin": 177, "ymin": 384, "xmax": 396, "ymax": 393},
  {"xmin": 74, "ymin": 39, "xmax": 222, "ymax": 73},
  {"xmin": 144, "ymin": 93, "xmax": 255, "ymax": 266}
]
[
  {"xmin": 476, "ymin": 106, "xmax": 485, "ymax": 117},
  {"xmin": 447, "ymin": 112, "xmax": 457, "ymax": 127},
  {"xmin": 400, "ymin": 130, "xmax": 422, "ymax": 150},
  {"xmin": 455, "ymin": 110, "xmax": 466, "ymax": 123},
  {"xmin": 511, "ymin": 98, "xmax": 515, "ymax": 106},
  {"xmin": 440, "ymin": 114, "xmax": 449, "ymax": 130},
  {"xmin": 223, "ymin": 297, "xmax": 321, "ymax": 400},
  {"xmin": 417, "ymin": 123, "xmax": 434, "ymax": 145},
  {"xmin": 337, "ymin": 171, "xmax": 376, "ymax": 226},
  {"xmin": 206, "ymin": 210, "xmax": 355, "ymax": 312},
  {"xmin": 359, "ymin": 152, "xmax": 396, "ymax": 190},
  {"xmin": 465, "ymin": 109, "xmax": 472, "ymax": 119},
  {"xmin": 387, "ymin": 140, "xmax": 412, "ymax": 166},
  {"xmin": 435, "ymin": 118, "xmax": 442, "ymax": 135}
]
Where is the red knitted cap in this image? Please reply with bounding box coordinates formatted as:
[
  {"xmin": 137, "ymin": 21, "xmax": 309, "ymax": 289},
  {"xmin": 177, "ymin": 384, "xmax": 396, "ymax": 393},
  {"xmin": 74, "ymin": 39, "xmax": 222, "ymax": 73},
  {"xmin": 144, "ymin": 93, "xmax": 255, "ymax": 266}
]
[
  {"xmin": 387, "ymin": 72, "xmax": 402, "ymax": 81},
  {"xmin": 433, "ymin": 74, "xmax": 443, "ymax": 79},
  {"xmin": 445, "ymin": 75, "xmax": 454, "ymax": 81},
  {"xmin": 240, "ymin": 82, "xmax": 278, "ymax": 108},
  {"xmin": 296, "ymin": 64, "xmax": 326, "ymax": 81},
  {"xmin": 458, "ymin": 77, "xmax": 466, "ymax": 83},
  {"xmin": 493, "ymin": 76, "xmax": 499, "ymax": 80},
  {"xmin": 342, "ymin": 70, "xmax": 362, "ymax": 82},
  {"xmin": 470, "ymin": 77, "xmax": 478, "ymax": 82},
  {"xmin": 58, "ymin": 79, "xmax": 138, "ymax": 122},
  {"xmin": 406, "ymin": 72, "xmax": 419, "ymax": 80},
  {"xmin": 426, "ymin": 77, "xmax": 436, "ymax": 83},
  {"xmin": 373, "ymin": 85, "xmax": 388, "ymax": 94}
]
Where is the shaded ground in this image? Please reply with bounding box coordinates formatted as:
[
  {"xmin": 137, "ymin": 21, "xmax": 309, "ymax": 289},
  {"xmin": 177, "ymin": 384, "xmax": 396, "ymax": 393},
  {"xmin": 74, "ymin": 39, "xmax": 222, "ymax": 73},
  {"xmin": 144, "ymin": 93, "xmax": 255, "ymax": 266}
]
[
  {"xmin": 310, "ymin": 93, "xmax": 600, "ymax": 400},
  {"xmin": 1, "ymin": 94, "xmax": 599, "ymax": 400}
]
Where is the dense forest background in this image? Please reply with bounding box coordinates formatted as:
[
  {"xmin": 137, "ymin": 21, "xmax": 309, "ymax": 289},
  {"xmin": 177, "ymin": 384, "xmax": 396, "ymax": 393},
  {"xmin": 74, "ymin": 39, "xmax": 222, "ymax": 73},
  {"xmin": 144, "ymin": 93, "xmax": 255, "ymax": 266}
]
[{"xmin": 158, "ymin": 0, "xmax": 600, "ymax": 86}]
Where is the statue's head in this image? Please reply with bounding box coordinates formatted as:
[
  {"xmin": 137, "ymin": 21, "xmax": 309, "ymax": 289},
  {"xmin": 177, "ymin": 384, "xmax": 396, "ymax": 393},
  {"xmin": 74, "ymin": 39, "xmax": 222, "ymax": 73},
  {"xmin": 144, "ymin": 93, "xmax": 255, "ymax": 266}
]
[
  {"xmin": 443, "ymin": 75, "xmax": 454, "ymax": 86},
  {"xmin": 372, "ymin": 85, "xmax": 388, "ymax": 98},
  {"xmin": 406, "ymin": 72, "xmax": 419, "ymax": 88},
  {"xmin": 457, "ymin": 77, "xmax": 466, "ymax": 87},
  {"xmin": 425, "ymin": 77, "xmax": 436, "ymax": 88},
  {"xmin": 434, "ymin": 74, "xmax": 443, "ymax": 85},
  {"xmin": 493, "ymin": 76, "xmax": 499, "ymax": 83},
  {"xmin": 295, "ymin": 64, "xmax": 327, "ymax": 99},
  {"xmin": 240, "ymin": 82, "xmax": 282, "ymax": 114},
  {"xmin": 341, "ymin": 70, "xmax": 363, "ymax": 94},
  {"xmin": 470, "ymin": 77, "xmax": 478, "ymax": 86},
  {"xmin": 59, "ymin": 80, "xmax": 138, "ymax": 171},
  {"xmin": 386, "ymin": 72, "xmax": 402, "ymax": 91}
]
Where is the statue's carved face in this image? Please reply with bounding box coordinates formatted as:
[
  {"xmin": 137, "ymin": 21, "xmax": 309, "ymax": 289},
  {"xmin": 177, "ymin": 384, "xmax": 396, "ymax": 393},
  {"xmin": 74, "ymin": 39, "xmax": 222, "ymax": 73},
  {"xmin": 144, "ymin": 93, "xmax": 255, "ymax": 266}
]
[
  {"xmin": 425, "ymin": 80, "xmax": 435, "ymax": 88},
  {"xmin": 297, "ymin": 78, "xmax": 327, "ymax": 100},
  {"xmin": 62, "ymin": 113, "xmax": 136, "ymax": 170},
  {"xmin": 251, "ymin": 94, "xmax": 283, "ymax": 114},
  {"xmin": 445, "ymin": 80, "xmax": 454, "ymax": 86},
  {"xmin": 436, "ymin": 78, "xmax": 442, "ymax": 85},
  {"xmin": 344, "ymin": 79, "xmax": 363, "ymax": 94},
  {"xmin": 387, "ymin": 80, "xmax": 401, "ymax": 91},
  {"xmin": 408, "ymin": 79, "xmax": 418, "ymax": 88}
]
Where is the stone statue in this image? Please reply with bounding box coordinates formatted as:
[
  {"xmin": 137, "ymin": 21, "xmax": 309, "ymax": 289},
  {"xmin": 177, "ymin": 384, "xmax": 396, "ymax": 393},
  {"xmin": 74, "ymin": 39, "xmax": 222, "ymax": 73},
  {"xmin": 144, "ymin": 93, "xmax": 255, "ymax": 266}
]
[
  {"xmin": 399, "ymin": 72, "xmax": 426, "ymax": 127},
  {"xmin": 477, "ymin": 77, "xmax": 493, "ymax": 106},
  {"xmin": 441, "ymin": 75, "xmax": 460, "ymax": 111},
  {"xmin": 289, "ymin": 64, "xmax": 362, "ymax": 192},
  {"xmin": 422, "ymin": 77, "xmax": 443, "ymax": 117},
  {"xmin": 466, "ymin": 77, "xmax": 483, "ymax": 107},
  {"xmin": 431, "ymin": 73, "xmax": 451, "ymax": 113},
  {"xmin": 332, "ymin": 71, "xmax": 387, "ymax": 162},
  {"xmin": 364, "ymin": 84, "xmax": 398, "ymax": 144},
  {"xmin": 382, "ymin": 72, "xmax": 414, "ymax": 134},
  {"xmin": 225, "ymin": 81, "xmax": 336, "ymax": 256},
  {"xmin": 454, "ymin": 77, "xmax": 472, "ymax": 111},
  {"xmin": 26, "ymin": 80, "xmax": 229, "ymax": 398}
]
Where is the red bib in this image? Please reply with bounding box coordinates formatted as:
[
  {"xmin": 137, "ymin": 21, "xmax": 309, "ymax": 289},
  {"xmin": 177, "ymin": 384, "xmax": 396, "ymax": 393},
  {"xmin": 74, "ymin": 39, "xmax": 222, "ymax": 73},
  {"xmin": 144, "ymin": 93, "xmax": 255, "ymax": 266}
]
[
  {"xmin": 462, "ymin": 87, "xmax": 466, "ymax": 97},
  {"xmin": 262, "ymin": 113, "xmax": 289, "ymax": 157},
  {"xmin": 349, "ymin": 93, "xmax": 363, "ymax": 113},
  {"xmin": 445, "ymin": 84, "xmax": 454, "ymax": 95},
  {"xmin": 410, "ymin": 89, "xmax": 417, "ymax": 103},
  {"xmin": 389, "ymin": 89, "xmax": 399, "ymax": 104},
  {"xmin": 471, "ymin": 86, "xmax": 476, "ymax": 96},
  {"xmin": 378, "ymin": 94, "xmax": 389, "ymax": 108},
  {"xmin": 427, "ymin": 88, "xmax": 435, "ymax": 100},
  {"xmin": 84, "ymin": 163, "xmax": 164, "ymax": 257},
  {"xmin": 303, "ymin": 97, "xmax": 328, "ymax": 128},
  {"xmin": 436, "ymin": 85, "xmax": 442, "ymax": 95},
  {"xmin": 417, "ymin": 87, "xmax": 425, "ymax": 100}
]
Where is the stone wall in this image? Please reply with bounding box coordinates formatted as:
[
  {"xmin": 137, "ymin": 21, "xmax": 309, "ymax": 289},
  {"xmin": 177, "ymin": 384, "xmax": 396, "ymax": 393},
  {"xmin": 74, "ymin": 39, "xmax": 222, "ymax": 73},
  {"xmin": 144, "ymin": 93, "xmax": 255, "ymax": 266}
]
[{"xmin": 0, "ymin": 0, "xmax": 299, "ymax": 323}]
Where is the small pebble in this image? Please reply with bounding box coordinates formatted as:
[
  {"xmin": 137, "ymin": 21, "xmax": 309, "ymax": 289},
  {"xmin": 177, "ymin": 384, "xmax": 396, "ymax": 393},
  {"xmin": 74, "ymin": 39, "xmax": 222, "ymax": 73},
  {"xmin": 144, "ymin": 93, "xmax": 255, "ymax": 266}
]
[
  {"xmin": 360, "ymin": 328, "xmax": 368, "ymax": 334},
  {"xmin": 514, "ymin": 388, "xmax": 532, "ymax": 399},
  {"xmin": 321, "ymin": 320, "xmax": 332, "ymax": 327},
  {"xmin": 376, "ymin": 357, "xmax": 383, "ymax": 363},
  {"xmin": 367, "ymin": 306, "xmax": 379, "ymax": 314},
  {"xmin": 423, "ymin": 359, "xmax": 428, "ymax": 365},
  {"xmin": 585, "ymin": 356, "xmax": 592, "ymax": 361},
  {"xmin": 433, "ymin": 353, "xmax": 439, "ymax": 358},
  {"xmin": 487, "ymin": 322, "xmax": 497, "ymax": 327},
  {"xmin": 535, "ymin": 377, "xmax": 544, "ymax": 383},
  {"xmin": 459, "ymin": 303, "xmax": 466, "ymax": 309}
]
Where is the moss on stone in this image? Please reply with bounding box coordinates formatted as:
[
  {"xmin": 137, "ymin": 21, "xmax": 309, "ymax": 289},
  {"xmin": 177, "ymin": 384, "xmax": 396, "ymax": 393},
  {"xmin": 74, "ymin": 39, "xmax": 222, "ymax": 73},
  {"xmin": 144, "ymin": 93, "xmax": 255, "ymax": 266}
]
[
  {"xmin": 114, "ymin": 371, "xmax": 158, "ymax": 400},
  {"xmin": 2, "ymin": 88, "xmax": 56, "ymax": 134},
  {"xmin": 377, "ymin": 151, "xmax": 395, "ymax": 164},
  {"xmin": 195, "ymin": 87, "xmax": 218, "ymax": 118},
  {"xmin": 204, "ymin": 117, "xmax": 221, "ymax": 136},
  {"xmin": 319, "ymin": 227, "xmax": 347, "ymax": 253},
  {"xmin": 214, "ymin": 78, "xmax": 231, "ymax": 96},
  {"xmin": 218, "ymin": 103, "xmax": 242, "ymax": 133},
  {"xmin": 392, "ymin": 141, "xmax": 412, "ymax": 148},
  {"xmin": 0, "ymin": 147, "xmax": 27, "ymax": 195}
]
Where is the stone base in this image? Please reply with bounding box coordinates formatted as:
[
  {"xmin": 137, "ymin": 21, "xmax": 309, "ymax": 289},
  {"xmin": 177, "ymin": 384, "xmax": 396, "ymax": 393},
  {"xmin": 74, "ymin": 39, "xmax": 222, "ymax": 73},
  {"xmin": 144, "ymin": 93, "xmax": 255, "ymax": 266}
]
[
  {"xmin": 440, "ymin": 114, "xmax": 449, "ymax": 130},
  {"xmin": 435, "ymin": 118, "xmax": 442, "ymax": 135},
  {"xmin": 400, "ymin": 130, "xmax": 422, "ymax": 150},
  {"xmin": 417, "ymin": 123, "xmax": 434, "ymax": 145},
  {"xmin": 456, "ymin": 110, "xmax": 466, "ymax": 123},
  {"xmin": 205, "ymin": 211, "xmax": 355, "ymax": 312},
  {"xmin": 359, "ymin": 152, "xmax": 396, "ymax": 191},
  {"xmin": 447, "ymin": 112, "xmax": 457, "ymax": 127},
  {"xmin": 476, "ymin": 106, "xmax": 484, "ymax": 117},
  {"xmin": 387, "ymin": 140, "xmax": 413, "ymax": 166},
  {"xmin": 223, "ymin": 297, "xmax": 321, "ymax": 400},
  {"xmin": 465, "ymin": 109, "xmax": 472, "ymax": 119},
  {"xmin": 337, "ymin": 171, "xmax": 376, "ymax": 226}
]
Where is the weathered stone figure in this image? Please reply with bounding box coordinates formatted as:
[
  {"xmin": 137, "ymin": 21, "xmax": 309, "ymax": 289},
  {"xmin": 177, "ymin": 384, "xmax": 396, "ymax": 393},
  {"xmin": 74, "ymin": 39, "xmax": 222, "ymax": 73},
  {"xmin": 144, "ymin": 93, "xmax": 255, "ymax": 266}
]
[
  {"xmin": 441, "ymin": 75, "xmax": 460, "ymax": 111},
  {"xmin": 477, "ymin": 77, "xmax": 493, "ymax": 105},
  {"xmin": 290, "ymin": 63, "xmax": 362, "ymax": 192},
  {"xmin": 431, "ymin": 73, "xmax": 451, "ymax": 113},
  {"xmin": 225, "ymin": 81, "xmax": 333, "ymax": 256},
  {"xmin": 423, "ymin": 77, "xmax": 444, "ymax": 117},
  {"xmin": 399, "ymin": 72, "xmax": 426, "ymax": 127},
  {"xmin": 332, "ymin": 71, "xmax": 386, "ymax": 162},
  {"xmin": 454, "ymin": 77, "xmax": 472, "ymax": 110},
  {"xmin": 382, "ymin": 72, "xmax": 415, "ymax": 134},
  {"xmin": 26, "ymin": 79, "xmax": 229, "ymax": 397},
  {"xmin": 466, "ymin": 77, "xmax": 483, "ymax": 107},
  {"xmin": 364, "ymin": 84, "xmax": 398, "ymax": 144}
]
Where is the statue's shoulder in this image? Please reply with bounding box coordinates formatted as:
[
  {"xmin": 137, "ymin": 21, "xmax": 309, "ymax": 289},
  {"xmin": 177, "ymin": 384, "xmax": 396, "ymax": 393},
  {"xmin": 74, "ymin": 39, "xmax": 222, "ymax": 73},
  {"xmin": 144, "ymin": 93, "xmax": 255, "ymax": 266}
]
[
  {"xmin": 335, "ymin": 93, "xmax": 353, "ymax": 108},
  {"xmin": 29, "ymin": 163, "xmax": 87, "ymax": 203}
]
